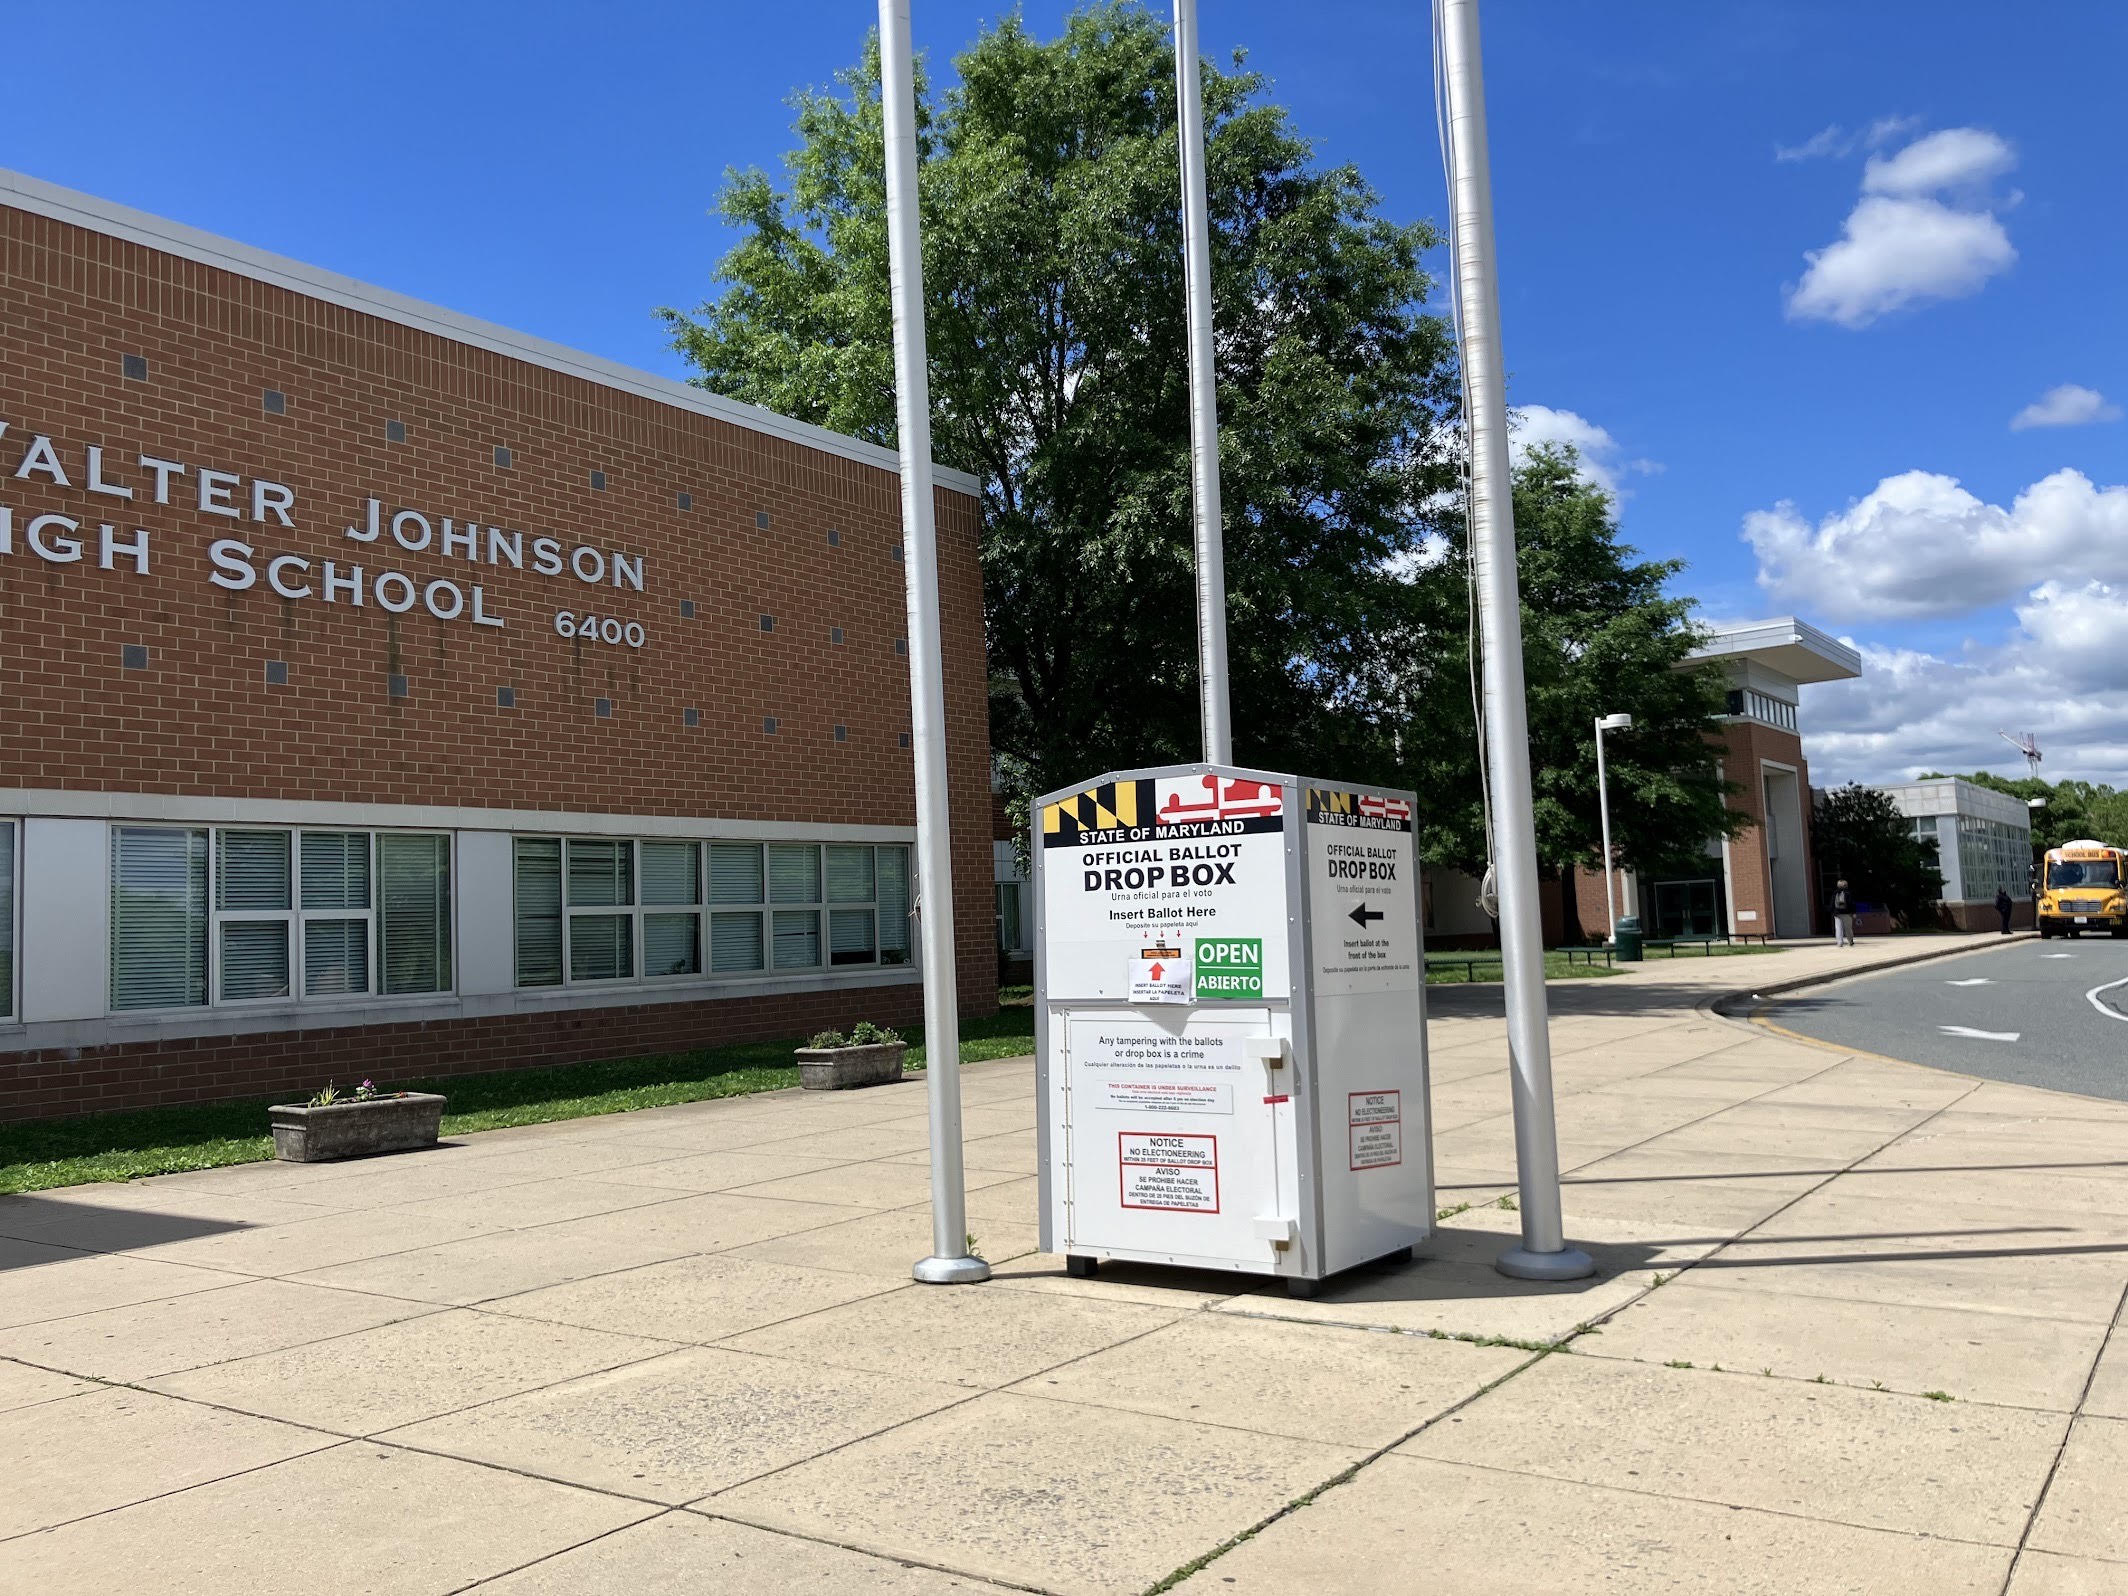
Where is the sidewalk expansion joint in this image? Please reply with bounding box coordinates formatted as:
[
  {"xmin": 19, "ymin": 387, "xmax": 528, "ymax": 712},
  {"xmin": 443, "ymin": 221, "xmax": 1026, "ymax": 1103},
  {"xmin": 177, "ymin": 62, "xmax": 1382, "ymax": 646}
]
[{"xmin": 1997, "ymin": 1278, "xmax": 2128, "ymax": 1596}]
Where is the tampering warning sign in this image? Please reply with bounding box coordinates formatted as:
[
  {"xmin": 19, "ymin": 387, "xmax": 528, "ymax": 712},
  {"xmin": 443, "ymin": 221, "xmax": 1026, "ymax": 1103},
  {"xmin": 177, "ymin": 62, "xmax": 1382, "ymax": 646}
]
[
  {"xmin": 1118, "ymin": 1132, "xmax": 1221, "ymax": 1212},
  {"xmin": 1349, "ymin": 1090, "xmax": 1402, "ymax": 1171}
]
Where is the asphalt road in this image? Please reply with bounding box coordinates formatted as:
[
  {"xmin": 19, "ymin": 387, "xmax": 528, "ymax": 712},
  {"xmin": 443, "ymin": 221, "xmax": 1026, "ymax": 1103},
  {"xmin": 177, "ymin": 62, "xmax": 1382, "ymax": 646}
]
[{"xmin": 1758, "ymin": 935, "xmax": 2128, "ymax": 1103}]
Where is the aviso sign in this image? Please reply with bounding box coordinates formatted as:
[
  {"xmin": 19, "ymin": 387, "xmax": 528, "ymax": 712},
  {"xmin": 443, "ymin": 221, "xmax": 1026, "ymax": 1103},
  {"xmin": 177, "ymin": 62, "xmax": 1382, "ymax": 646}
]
[{"xmin": 0, "ymin": 419, "xmax": 651, "ymax": 645}]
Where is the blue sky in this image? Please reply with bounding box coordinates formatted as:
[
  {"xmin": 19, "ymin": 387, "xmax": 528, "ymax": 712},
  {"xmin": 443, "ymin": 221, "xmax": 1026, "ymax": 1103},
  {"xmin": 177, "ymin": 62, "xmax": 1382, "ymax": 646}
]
[{"xmin": 7, "ymin": 2, "xmax": 2123, "ymax": 784}]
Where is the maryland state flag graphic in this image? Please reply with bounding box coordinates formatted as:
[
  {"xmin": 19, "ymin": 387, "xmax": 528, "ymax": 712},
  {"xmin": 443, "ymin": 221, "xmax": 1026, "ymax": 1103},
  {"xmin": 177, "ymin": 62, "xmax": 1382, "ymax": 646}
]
[{"xmin": 1041, "ymin": 779, "xmax": 1151, "ymax": 847}]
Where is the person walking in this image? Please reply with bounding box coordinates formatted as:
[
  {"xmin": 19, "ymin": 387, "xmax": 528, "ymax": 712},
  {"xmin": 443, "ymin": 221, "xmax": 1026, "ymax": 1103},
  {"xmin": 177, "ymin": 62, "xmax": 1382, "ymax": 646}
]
[
  {"xmin": 1831, "ymin": 878, "xmax": 1855, "ymax": 947},
  {"xmin": 1995, "ymin": 887, "xmax": 2014, "ymax": 934}
]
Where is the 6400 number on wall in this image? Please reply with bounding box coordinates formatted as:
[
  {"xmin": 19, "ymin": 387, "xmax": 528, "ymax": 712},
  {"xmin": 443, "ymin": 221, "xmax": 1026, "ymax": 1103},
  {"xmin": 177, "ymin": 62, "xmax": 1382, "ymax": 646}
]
[{"xmin": 555, "ymin": 611, "xmax": 645, "ymax": 649}]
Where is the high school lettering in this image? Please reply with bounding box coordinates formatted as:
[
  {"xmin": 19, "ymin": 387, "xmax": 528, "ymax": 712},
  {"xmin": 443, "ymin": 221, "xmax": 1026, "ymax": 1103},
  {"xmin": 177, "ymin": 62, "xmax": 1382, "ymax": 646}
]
[{"xmin": 0, "ymin": 419, "xmax": 649, "ymax": 635}]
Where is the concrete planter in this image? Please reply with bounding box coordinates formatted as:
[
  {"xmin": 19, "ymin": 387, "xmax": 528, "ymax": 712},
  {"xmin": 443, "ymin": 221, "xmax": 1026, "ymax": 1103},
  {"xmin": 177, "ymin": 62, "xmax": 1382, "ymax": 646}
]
[
  {"xmin": 795, "ymin": 1042, "xmax": 907, "ymax": 1091},
  {"xmin": 269, "ymin": 1093, "xmax": 447, "ymax": 1162}
]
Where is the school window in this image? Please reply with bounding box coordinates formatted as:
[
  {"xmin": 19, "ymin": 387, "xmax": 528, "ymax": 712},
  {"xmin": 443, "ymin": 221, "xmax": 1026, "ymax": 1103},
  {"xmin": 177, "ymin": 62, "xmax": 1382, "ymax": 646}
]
[
  {"xmin": 0, "ymin": 820, "xmax": 15, "ymax": 1020},
  {"xmin": 512, "ymin": 837, "xmax": 911, "ymax": 987},
  {"xmin": 110, "ymin": 825, "xmax": 450, "ymax": 1011}
]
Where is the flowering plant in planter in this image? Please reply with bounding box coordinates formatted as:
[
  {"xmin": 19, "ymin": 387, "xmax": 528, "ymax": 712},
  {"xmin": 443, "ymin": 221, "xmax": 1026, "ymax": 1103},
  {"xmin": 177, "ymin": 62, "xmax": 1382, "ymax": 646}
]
[
  {"xmin": 795, "ymin": 1022, "xmax": 908, "ymax": 1091},
  {"xmin": 273, "ymin": 1078, "xmax": 446, "ymax": 1162}
]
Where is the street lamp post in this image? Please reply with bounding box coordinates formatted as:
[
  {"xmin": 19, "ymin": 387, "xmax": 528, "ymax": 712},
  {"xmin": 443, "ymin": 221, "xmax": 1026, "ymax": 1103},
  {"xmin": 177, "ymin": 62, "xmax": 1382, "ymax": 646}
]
[{"xmin": 1595, "ymin": 713, "xmax": 1633, "ymax": 940}]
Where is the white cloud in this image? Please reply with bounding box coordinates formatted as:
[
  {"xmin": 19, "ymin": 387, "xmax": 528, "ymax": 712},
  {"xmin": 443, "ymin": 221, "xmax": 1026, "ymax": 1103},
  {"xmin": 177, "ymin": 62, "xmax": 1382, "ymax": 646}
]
[
  {"xmin": 1787, "ymin": 195, "xmax": 2013, "ymax": 327},
  {"xmin": 1773, "ymin": 115, "xmax": 1920, "ymax": 164},
  {"xmin": 2011, "ymin": 383, "xmax": 2122, "ymax": 431},
  {"xmin": 1746, "ymin": 467, "xmax": 2128, "ymax": 622},
  {"xmin": 1785, "ymin": 126, "xmax": 2017, "ymax": 327},
  {"xmin": 1861, "ymin": 127, "xmax": 2015, "ymax": 195},
  {"xmin": 1775, "ymin": 124, "xmax": 1849, "ymax": 163},
  {"xmin": 1508, "ymin": 405, "xmax": 1657, "ymax": 504},
  {"xmin": 1863, "ymin": 113, "xmax": 1924, "ymax": 149},
  {"xmin": 1802, "ymin": 585, "xmax": 2128, "ymax": 786}
]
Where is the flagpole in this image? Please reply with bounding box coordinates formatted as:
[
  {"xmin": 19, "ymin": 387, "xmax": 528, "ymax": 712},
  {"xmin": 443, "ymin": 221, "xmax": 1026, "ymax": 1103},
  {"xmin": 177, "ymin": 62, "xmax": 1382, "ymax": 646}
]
[
  {"xmin": 1172, "ymin": 0, "xmax": 1233, "ymax": 765},
  {"xmin": 1436, "ymin": 0, "xmax": 1592, "ymax": 1281},
  {"xmin": 879, "ymin": 0, "xmax": 987, "ymax": 1286}
]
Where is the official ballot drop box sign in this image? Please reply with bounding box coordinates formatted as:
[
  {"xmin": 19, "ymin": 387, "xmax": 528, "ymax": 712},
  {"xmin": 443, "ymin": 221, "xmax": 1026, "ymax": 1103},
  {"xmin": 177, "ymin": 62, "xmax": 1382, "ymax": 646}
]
[{"xmin": 1033, "ymin": 764, "xmax": 1434, "ymax": 1285}]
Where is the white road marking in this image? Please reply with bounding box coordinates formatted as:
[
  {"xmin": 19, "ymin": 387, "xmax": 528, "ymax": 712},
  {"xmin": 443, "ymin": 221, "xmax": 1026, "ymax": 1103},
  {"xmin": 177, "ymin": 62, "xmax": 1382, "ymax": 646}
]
[
  {"xmin": 1939, "ymin": 1025, "xmax": 2021, "ymax": 1041},
  {"xmin": 2041, "ymin": 953, "xmax": 2077, "ymax": 959},
  {"xmin": 1944, "ymin": 978, "xmax": 1992, "ymax": 987},
  {"xmin": 2087, "ymin": 975, "xmax": 2128, "ymax": 1025}
]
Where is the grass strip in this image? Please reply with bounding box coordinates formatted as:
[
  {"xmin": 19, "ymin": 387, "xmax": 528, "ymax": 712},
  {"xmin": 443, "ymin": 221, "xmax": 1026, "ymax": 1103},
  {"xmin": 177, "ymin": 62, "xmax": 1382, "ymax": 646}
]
[{"xmin": 0, "ymin": 1004, "xmax": 1035, "ymax": 1196}]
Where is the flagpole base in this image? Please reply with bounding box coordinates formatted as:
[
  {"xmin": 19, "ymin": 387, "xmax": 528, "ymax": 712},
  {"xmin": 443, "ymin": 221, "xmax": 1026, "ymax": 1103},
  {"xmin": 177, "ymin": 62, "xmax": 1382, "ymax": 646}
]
[
  {"xmin": 1495, "ymin": 1245, "xmax": 1595, "ymax": 1282},
  {"xmin": 913, "ymin": 1254, "xmax": 992, "ymax": 1285}
]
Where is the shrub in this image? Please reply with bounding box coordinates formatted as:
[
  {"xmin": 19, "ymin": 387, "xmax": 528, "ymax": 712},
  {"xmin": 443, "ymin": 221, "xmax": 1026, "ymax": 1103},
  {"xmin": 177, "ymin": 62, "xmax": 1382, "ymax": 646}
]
[{"xmin": 804, "ymin": 1022, "xmax": 903, "ymax": 1050}]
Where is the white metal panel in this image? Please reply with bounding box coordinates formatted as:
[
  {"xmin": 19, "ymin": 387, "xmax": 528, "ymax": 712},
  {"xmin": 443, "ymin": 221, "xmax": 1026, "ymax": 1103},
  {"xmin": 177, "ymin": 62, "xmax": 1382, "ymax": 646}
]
[
  {"xmin": 21, "ymin": 817, "xmax": 110, "ymax": 1023},
  {"xmin": 455, "ymin": 830, "xmax": 515, "ymax": 996}
]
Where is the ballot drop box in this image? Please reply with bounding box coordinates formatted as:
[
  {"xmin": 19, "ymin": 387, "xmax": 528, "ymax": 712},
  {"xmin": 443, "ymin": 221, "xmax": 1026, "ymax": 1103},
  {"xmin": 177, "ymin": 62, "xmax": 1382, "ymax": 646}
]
[{"xmin": 1033, "ymin": 764, "xmax": 1434, "ymax": 1291}]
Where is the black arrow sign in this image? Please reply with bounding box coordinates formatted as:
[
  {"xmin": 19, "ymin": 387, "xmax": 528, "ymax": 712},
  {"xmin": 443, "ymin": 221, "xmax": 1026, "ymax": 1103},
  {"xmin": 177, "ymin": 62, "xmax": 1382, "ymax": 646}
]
[{"xmin": 1349, "ymin": 902, "xmax": 1384, "ymax": 927}]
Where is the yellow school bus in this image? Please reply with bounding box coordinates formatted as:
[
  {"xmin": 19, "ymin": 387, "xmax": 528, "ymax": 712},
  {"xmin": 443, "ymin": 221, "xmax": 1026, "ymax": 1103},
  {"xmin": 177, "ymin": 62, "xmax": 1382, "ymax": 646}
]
[{"xmin": 2038, "ymin": 840, "xmax": 2128, "ymax": 938}]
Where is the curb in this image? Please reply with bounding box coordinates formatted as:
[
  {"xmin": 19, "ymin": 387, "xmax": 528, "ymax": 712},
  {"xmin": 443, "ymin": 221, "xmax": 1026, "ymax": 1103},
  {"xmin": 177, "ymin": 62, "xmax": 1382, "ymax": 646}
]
[{"xmin": 1702, "ymin": 932, "xmax": 2037, "ymax": 1026}]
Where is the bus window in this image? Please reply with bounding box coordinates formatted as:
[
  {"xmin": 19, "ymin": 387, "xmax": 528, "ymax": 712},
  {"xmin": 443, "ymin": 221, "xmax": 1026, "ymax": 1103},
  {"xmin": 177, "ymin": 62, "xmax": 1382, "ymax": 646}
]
[{"xmin": 2049, "ymin": 858, "xmax": 2121, "ymax": 889}]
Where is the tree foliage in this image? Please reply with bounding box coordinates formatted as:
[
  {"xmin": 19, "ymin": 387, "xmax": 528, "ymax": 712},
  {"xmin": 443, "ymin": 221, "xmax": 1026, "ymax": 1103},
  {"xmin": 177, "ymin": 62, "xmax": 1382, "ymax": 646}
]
[
  {"xmin": 664, "ymin": 1, "xmax": 1738, "ymax": 882},
  {"xmin": 1812, "ymin": 782, "xmax": 1945, "ymax": 926},
  {"xmin": 1408, "ymin": 445, "xmax": 1743, "ymax": 879},
  {"xmin": 663, "ymin": 3, "xmax": 1454, "ymax": 799}
]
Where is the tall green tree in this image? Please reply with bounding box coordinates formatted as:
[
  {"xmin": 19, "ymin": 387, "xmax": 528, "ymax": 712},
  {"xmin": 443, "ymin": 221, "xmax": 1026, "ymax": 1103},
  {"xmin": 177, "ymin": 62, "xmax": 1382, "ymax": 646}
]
[
  {"xmin": 664, "ymin": 2, "xmax": 1739, "ymax": 886},
  {"xmin": 1407, "ymin": 444, "xmax": 1744, "ymax": 882},
  {"xmin": 1812, "ymin": 782, "xmax": 1945, "ymax": 925},
  {"xmin": 660, "ymin": 2, "xmax": 1456, "ymax": 812}
]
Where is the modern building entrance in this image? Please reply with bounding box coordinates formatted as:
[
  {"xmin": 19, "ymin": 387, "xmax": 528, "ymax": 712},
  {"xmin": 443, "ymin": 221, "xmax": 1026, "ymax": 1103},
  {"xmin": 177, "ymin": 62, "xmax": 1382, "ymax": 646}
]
[{"xmin": 1652, "ymin": 878, "xmax": 1723, "ymax": 938}]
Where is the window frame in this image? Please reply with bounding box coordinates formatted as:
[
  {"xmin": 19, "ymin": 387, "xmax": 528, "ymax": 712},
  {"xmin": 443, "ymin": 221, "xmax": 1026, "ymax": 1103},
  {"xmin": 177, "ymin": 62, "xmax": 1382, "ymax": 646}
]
[
  {"xmin": 108, "ymin": 823, "xmax": 453, "ymax": 1017},
  {"xmin": 108, "ymin": 823, "xmax": 211, "ymax": 1015},
  {"xmin": 639, "ymin": 837, "xmax": 706, "ymax": 982},
  {"xmin": 563, "ymin": 836, "xmax": 641, "ymax": 985},
  {"xmin": 512, "ymin": 836, "xmax": 914, "ymax": 990},
  {"xmin": 0, "ymin": 818, "xmax": 18, "ymax": 1024},
  {"xmin": 296, "ymin": 830, "xmax": 375, "ymax": 1001},
  {"xmin": 211, "ymin": 828, "xmax": 297, "ymax": 1006}
]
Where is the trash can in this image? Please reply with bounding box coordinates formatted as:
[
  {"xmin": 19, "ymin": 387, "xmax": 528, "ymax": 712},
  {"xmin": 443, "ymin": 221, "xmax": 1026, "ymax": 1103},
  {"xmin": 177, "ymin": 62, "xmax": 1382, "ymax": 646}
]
[{"xmin": 1614, "ymin": 914, "xmax": 1644, "ymax": 962}]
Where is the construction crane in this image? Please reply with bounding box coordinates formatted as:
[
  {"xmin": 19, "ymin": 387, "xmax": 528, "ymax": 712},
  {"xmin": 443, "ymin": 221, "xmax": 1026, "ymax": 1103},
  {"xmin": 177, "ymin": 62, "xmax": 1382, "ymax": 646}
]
[{"xmin": 1999, "ymin": 730, "xmax": 2043, "ymax": 781}]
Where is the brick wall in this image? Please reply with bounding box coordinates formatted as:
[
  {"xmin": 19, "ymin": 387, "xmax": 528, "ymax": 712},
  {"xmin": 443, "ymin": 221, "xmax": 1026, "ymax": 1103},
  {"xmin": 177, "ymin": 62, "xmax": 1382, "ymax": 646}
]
[
  {"xmin": 0, "ymin": 983, "xmax": 929, "ymax": 1122},
  {"xmin": 1715, "ymin": 721, "xmax": 1814, "ymax": 936},
  {"xmin": 0, "ymin": 198, "xmax": 995, "ymax": 1117},
  {"xmin": 1566, "ymin": 722, "xmax": 1823, "ymax": 939}
]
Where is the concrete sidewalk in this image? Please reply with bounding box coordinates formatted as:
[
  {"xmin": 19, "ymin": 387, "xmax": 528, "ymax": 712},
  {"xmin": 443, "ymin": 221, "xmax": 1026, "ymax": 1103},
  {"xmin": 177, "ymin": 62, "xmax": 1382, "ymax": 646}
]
[{"xmin": 2, "ymin": 932, "xmax": 2123, "ymax": 1593}]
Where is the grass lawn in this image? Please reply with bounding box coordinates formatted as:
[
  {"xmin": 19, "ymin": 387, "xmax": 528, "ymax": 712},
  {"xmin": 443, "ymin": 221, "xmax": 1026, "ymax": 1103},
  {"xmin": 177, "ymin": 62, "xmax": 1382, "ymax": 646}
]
[
  {"xmin": 0, "ymin": 1004, "xmax": 1037, "ymax": 1197},
  {"xmin": 1427, "ymin": 951, "xmax": 1624, "ymax": 984},
  {"xmin": 1638, "ymin": 942, "xmax": 1792, "ymax": 960},
  {"xmin": 1425, "ymin": 942, "xmax": 1789, "ymax": 984}
]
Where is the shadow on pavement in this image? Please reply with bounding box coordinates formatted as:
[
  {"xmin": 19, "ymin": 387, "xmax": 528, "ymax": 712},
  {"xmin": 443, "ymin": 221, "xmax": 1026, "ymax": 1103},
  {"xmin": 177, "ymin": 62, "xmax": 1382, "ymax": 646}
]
[
  {"xmin": 1553, "ymin": 1159, "xmax": 2128, "ymax": 1186},
  {"xmin": 1429, "ymin": 977, "xmax": 1791, "ymax": 1020},
  {"xmin": 0, "ymin": 1195, "xmax": 253, "ymax": 1264}
]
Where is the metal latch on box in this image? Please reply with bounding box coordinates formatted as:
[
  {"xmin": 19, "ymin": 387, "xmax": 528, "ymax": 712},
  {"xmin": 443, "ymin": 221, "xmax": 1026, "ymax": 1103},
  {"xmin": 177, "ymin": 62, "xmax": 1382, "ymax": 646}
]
[
  {"xmin": 1244, "ymin": 1037, "xmax": 1289, "ymax": 1070},
  {"xmin": 1253, "ymin": 1216, "xmax": 1297, "ymax": 1248}
]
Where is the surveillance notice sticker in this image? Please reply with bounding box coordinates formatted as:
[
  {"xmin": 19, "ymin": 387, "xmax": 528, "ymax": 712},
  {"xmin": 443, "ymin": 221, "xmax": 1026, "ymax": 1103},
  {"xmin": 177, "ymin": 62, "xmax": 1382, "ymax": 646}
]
[
  {"xmin": 1348, "ymin": 1090, "xmax": 1403, "ymax": 1171},
  {"xmin": 1117, "ymin": 1132, "xmax": 1221, "ymax": 1212}
]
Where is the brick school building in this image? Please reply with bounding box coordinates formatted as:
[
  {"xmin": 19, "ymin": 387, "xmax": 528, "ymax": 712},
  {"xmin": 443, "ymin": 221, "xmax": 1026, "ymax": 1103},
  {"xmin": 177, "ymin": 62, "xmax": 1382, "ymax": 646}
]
[{"xmin": 0, "ymin": 169, "xmax": 993, "ymax": 1121}]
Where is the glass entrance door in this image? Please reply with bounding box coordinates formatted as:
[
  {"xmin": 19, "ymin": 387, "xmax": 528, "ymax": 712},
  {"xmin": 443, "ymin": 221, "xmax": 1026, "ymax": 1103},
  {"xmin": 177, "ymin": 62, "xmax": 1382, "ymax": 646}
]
[{"xmin": 1654, "ymin": 879, "xmax": 1720, "ymax": 937}]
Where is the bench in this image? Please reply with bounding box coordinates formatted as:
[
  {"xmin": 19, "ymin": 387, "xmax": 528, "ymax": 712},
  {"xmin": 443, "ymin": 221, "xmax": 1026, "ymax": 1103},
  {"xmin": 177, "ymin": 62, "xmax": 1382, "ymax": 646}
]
[
  {"xmin": 1643, "ymin": 935, "xmax": 1728, "ymax": 957},
  {"xmin": 1425, "ymin": 953, "xmax": 1501, "ymax": 982}
]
